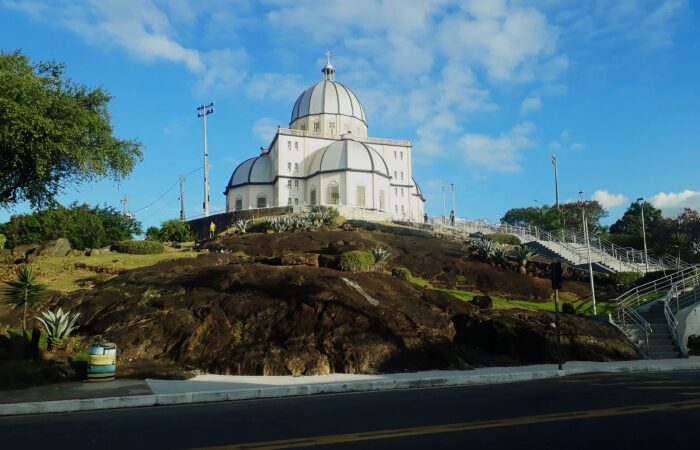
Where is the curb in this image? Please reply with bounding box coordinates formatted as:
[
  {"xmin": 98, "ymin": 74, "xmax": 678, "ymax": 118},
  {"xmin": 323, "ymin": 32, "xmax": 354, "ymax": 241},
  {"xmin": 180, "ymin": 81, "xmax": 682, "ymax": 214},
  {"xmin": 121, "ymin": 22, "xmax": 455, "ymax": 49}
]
[{"xmin": 2, "ymin": 362, "xmax": 700, "ymax": 417}]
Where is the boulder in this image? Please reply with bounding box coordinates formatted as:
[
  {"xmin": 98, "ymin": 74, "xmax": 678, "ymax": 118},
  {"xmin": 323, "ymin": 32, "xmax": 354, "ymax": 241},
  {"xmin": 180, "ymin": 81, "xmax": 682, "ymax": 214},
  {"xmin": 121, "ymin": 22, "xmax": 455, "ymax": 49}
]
[
  {"xmin": 35, "ymin": 238, "xmax": 72, "ymax": 257},
  {"xmin": 280, "ymin": 252, "xmax": 319, "ymax": 267},
  {"xmin": 470, "ymin": 295, "xmax": 493, "ymax": 309},
  {"xmin": 11, "ymin": 244, "xmax": 38, "ymax": 257},
  {"xmin": 88, "ymin": 248, "xmax": 101, "ymax": 257}
]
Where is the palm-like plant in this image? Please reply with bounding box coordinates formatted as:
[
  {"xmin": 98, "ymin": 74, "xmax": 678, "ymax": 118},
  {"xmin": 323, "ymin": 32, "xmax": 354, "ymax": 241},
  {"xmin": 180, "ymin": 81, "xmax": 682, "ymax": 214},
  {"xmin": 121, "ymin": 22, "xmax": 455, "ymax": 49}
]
[
  {"xmin": 2, "ymin": 265, "xmax": 46, "ymax": 335},
  {"xmin": 371, "ymin": 247, "xmax": 392, "ymax": 262},
  {"xmin": 492, "ymin": 245, "xmax": 509, "ymax": 267},
  {"xmin": 35, "ymin": 308, "xmax": 80, "ymax": 351},
  {"xmin": 471, "ymin": 238, "xmax": 498, "ymax": 261},
  {"xmin": 511, "ymin": 246, "xmax": 538, "ymax": 274},
  {"xmin": 234, "ymin": 219, "xmax": 250, "ymax": 234}
]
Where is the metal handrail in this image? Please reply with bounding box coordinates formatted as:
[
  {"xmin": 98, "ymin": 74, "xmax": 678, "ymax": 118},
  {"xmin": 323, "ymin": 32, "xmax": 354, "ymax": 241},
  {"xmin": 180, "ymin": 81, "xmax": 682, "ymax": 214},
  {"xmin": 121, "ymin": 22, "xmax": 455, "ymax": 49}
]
[
  {"xmin": 619, "ymin": 302, "xmax": 652, "ymax": 355},
  {"xmin": 661, "ymin": 270, "xmax": 700, "ymax": 345}
]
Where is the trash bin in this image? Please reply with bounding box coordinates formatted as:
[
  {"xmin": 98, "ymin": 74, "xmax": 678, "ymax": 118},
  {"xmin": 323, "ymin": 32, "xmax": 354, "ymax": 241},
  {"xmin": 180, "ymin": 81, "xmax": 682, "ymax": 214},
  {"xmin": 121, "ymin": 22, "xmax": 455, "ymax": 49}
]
[{"xmin": 87, "ymin": 342, "xmax": 117, "ymax": 382}]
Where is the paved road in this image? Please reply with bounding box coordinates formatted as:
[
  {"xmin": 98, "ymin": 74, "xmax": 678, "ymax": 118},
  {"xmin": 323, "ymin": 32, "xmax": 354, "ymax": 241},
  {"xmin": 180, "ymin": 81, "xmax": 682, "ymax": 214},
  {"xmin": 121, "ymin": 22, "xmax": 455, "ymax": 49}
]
[{"xmin": 3, "ymin": 370, "xmax": 700, "ymax": 449}]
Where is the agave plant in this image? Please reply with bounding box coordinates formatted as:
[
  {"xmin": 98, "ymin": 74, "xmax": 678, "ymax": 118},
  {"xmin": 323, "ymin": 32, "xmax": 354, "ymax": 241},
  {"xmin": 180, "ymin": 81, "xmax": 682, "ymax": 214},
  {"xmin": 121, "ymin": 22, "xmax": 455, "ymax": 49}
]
[
  {"xmin": 2, "ymin": 265, "xmax": 46, "ymax": 335},
  {"xmin": 35, "ymin": 308, "xmax": 80, "ymax": 351},
  {"xmin": 492, "ymin": 245, "xmax": 509, "ymax": 267},
  {"xmin": 471, "ymin": 238, "xmax": 498, "ymax": 261},
  {"xmin": 269, "ymin": 218, "xmax": 288, "ymax": 233},
  {"xmin": 234, "ymin": 219, "xmax": 250, "ymax": 234},
  {"xmin": 511, "ymin": 245, "xmax": 538, "ymax": 274},
  {"xmin": 371, "ymin": 247, "xmax": 392, "ymax": 262}
]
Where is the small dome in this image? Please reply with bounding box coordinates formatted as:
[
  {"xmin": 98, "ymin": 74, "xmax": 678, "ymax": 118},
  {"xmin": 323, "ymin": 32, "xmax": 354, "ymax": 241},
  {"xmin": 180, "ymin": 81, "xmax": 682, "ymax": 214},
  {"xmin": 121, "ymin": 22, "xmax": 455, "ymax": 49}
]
[
  {"xmin": 227, "ymin": 154, "xmax": 274, "ymax": 188},
  {"xmin": 290, "ymin": 81, "xmax": 366, "ymax": 126},
  {"xmin": 309, "ymin": 139, "xmax": 389, "ymax": 177}
]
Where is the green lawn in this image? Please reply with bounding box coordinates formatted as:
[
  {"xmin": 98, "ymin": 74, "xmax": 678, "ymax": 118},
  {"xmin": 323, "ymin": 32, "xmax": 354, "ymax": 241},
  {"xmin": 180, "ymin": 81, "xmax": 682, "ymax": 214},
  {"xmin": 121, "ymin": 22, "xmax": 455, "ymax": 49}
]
[
  {"xmin": 20, "ymin": 248, "xmax": 203, "ymax": 292},
  {"xmin": 407, "ymin": 275, "xmax": 617, "ymax": 316}
]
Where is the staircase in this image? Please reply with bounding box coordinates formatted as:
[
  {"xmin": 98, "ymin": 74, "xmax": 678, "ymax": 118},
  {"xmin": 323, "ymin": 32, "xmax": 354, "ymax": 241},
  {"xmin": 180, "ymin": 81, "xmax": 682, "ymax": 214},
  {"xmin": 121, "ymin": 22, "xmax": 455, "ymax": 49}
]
[
  {"xmin": 616, "ymin": 266, "xmax": 700, "ymax": 359},
  {"xmin": 424, "ymin": 216, "xmax": 689, "ymax": 274},
  {"xmin": 637, "ymin": 302, "xmax": 681, "ymax": 359}
]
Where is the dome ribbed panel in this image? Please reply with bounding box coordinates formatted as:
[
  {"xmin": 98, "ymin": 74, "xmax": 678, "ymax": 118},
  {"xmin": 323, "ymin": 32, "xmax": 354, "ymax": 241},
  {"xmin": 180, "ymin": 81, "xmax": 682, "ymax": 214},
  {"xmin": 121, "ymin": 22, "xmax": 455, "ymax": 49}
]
[
  {"xmin": 323, "ymin": 81, "xmax": 339, "ymax": 113},
  {"xmin": 229, "ymin": 158, "xmax": 256, "ymax": 186},
  {"xmin": 290, "ymin": 81, "xmax": 367, "ymax": 125},
  {"xmin": 249, "ymin": 155, "xmax": 273, "ymax": 183},
  {"xmin": 297, "ymin": 86, "xmax": 314, "ymax": 117},
  {"xmin": 308, "ymin": 83, "xmax": 324, "ymax": 114}
]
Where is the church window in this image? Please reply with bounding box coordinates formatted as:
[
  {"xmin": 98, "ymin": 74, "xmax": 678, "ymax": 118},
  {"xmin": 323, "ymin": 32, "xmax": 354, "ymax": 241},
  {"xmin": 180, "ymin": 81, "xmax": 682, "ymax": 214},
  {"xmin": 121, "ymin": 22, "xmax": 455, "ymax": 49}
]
[
  {"xmin": 294, "ymin": 142, "xmax": 298, "ymax": 151},
  {"xmin": 301, "ymin": 125, "xmax": 306, "ymax": 131},
  {"xmin": 294, "ymin": 180, "xmax": 299, "ymax": 188},
  {"xmin": 400, "ymin": 151, "xmax": 404, "ymax": 160},
  {"xmin": 294, "ymin": 198, "xmax": 299, "ymax": 205},
  {"xmin": 257, "ymin": 194, "xmax": 267, "ymax": 208},
  {"xmin": 288, "ymin": 197, "xmax": 292, "ymax": 206},
  {"xmin": 287, "ymin": 179, "xmax": 292, "ymax": 188},
  {"xmin": 287, "ymin": 142, "xmax": 291, "ymax": 150},
  {"xmin": 310, "ymin": 187, "xmax": 317, "ymax": 205},
  {"xmin": 235, "ymin": 197, "xmax": 243, "ymax": 211},
  {"xmin": 394, "ymin": 171, "xmax": 397, "ymax": 179},
  {"xmin": 379, "ymin": 190, "xmax": 385, "ymax": 210},
  {"xmin": 401, "ymin": 205, "xmax": 405, "ymax": 214},
  {"xmin": 313, "ymin": 122, "xmax": 320, "ymax": 132},
  {"xmin": 294, "ymin": 163, "xmax": 299, "ymax": 172},
  {"xmin": 328, "ymin": 182, "xmax": 340, "ymax": 205},
  {"xmin": 401, "ymin": 188, "xmax": 405, "ymax": 197},
  {"xmin": 356, "ymin": 185, "xmax": 366, "ymax": 207},
  {"xmin": 329, "ymin": 122, "xmax": 335, "ymax": 134},
  {"xmin": 395, "ymin": 205, "xmax": 398, "ymax": 213},
  {"xmin": 401, "ymin": 171, "xmax": 404, "ymax": 180},
  {"xmin": 287, "ymin": 162, "xmax": 291, "ymax": 171},
  {"xmin": 394, "ymin": 187, "xmax": 397, "ymax": 196}
]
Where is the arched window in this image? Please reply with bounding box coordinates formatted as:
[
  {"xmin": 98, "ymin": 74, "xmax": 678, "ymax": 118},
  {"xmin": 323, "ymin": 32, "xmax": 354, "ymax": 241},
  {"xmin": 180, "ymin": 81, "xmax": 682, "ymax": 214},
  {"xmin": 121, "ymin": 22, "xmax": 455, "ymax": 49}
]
[
  {"xmin": 327, "ymin": 182, "xmax": 339, "ymax": 205},
  {"xmin": 235, "ymin": 196, "xmax": 243, "ymax": 211},
  {"xmin": 310, "ymin": 186, "xmax": 317, "ymax": 205},
  {"xmin": 257, "ymin": 193, "xmax": 267, "ymax": 208},
  {"xmin": 356, "ymin": 185, "xmax": 366, "ymax": 208}
]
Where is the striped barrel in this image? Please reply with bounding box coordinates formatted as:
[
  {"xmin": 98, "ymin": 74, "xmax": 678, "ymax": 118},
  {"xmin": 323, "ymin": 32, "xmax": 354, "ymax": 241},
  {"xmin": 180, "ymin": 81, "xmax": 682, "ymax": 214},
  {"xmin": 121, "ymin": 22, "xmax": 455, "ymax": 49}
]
[{"xmin": 87, "ymin": 342, "xmax": 117, "ymax": 382}]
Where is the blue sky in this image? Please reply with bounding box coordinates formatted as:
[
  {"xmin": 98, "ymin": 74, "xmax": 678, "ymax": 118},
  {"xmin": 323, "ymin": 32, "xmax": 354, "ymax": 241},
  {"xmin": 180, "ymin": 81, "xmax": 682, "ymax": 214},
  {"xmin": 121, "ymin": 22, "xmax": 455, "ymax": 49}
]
[{"xmin": 1, "ymin": 0, "xmax": 698, "ymax": 229}]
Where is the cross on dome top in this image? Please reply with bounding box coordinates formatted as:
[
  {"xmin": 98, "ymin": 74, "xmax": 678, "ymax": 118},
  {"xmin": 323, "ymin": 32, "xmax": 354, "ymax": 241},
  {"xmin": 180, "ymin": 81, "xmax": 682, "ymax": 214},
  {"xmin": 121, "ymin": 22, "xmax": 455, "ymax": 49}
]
[{"xmin": 322, "ymin": 50, "xmax": 335, "ymax": 81}]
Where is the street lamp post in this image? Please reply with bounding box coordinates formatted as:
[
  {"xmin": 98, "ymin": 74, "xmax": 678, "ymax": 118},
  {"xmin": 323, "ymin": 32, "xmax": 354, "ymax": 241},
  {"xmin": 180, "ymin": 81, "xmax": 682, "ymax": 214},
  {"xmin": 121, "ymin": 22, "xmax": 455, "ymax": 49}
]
[
  {"xmin": 580, "ymin": 191, "xmax": 597, "ymax": 314},
  {"xmin": 637, "ymin": 197, "xmax": 649, "ymax": 273},
  {"xmin": 451, "ymin": 182, "xmax": 455, "ymax": 220},
  {"xmin": 197, "ymin": 102, "xmax": 214, "ymax": 217},
  {"xmin": 442, "ymin": 185, "xmax": 446, "ymax": 224}
]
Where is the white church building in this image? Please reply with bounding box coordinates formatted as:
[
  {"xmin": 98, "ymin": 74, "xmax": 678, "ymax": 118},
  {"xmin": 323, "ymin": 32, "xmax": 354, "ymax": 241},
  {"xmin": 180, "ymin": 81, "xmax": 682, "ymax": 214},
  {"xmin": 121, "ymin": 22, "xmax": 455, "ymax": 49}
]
[{"xmin": 225, "ymin": 56, "xmax": 426, "ymax": 222}]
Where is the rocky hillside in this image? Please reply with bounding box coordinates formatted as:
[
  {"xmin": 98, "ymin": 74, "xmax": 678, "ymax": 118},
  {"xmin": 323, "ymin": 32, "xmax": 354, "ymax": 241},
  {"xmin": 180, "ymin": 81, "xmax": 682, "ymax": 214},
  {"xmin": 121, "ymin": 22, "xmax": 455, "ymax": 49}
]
[{"xmin": 29, "ymin": 228, "xmax": 637, "ymax": 376}]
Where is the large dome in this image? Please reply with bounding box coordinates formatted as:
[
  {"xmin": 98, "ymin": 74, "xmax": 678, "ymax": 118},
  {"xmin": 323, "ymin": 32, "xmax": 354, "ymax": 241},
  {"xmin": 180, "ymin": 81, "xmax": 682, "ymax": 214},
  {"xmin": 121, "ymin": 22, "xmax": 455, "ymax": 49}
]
[
  {"xmin": 290, "ymin": 80, "xmax": 366, "ymax": 125},
  {"xmin": 227, "ymin": 154, "xmax": 274, "ymax": 189},
  {"xmin": 309, "ymin": 139, "xmax": 388, "ymax": 177}
]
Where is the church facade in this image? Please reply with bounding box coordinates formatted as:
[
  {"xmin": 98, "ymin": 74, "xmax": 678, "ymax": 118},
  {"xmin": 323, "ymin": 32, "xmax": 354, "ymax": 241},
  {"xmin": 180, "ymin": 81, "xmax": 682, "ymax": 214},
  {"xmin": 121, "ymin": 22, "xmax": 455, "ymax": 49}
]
[{"xmin": 225, "ymin": 56, "xmax": 425, "ymax": 222}]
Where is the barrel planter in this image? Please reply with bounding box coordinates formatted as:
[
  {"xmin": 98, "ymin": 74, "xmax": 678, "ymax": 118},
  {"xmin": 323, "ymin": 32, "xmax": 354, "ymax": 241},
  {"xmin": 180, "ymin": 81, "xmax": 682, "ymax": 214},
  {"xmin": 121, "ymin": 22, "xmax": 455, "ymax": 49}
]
[{"xmin": 87, "ymin": 342, "xmax": 117, "ymax": 382}]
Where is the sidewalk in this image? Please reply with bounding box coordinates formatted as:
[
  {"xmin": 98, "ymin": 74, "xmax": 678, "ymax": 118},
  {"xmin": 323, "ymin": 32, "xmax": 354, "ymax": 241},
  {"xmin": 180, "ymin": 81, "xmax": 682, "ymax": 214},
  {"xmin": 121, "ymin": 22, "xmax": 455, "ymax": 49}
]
[{"xmin": 3, "ymin": 358, "xmax": 700, "ymax": 417}]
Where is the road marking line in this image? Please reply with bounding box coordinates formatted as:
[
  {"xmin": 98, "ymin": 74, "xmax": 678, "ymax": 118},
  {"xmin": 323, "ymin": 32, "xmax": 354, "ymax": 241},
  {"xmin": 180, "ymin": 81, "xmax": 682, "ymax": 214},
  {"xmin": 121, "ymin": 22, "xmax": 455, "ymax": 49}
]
[
  {"xmin": 632, "ymin": 386, "xmax": 693, "ymax": 390},
  {"xmin": 189, "ymin": 398, "xmax": 700, "ymax": 450}
]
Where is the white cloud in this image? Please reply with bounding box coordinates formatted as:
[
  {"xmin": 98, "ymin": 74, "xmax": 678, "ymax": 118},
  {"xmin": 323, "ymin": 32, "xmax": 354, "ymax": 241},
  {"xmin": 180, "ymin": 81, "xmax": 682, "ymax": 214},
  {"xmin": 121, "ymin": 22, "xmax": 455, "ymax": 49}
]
[
  {"xmin": 246, "ymin": 73, "xmax": 305, "ymax": 102},
  {"xmin": 592, "ymin": 190, "xmax": 628, "ymax": 209},
  {"xmin": 520, "ymin": 96, "xmax": 542, "ymax": 114},
  {"xmin": 650, "ymin": 190, "xmax": 700, "ymax": 216},
  {"xmin": 458, "ymin": 122, "xmax": 535, "ymax": 172},
  {"xmin": 548, "ymin": 128, "xmax": 585, "ymax": 151},
  {"xmin": 252, "ymin": 117, "xmax": 280, "ymax": 143}
]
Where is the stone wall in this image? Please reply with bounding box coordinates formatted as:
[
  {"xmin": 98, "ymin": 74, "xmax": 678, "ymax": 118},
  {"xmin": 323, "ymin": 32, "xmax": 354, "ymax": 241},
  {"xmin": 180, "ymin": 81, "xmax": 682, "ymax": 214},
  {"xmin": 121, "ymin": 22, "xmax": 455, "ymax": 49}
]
[{"xmin": 188, "ymin": 207, "xmax": 291, "ymax": 239}]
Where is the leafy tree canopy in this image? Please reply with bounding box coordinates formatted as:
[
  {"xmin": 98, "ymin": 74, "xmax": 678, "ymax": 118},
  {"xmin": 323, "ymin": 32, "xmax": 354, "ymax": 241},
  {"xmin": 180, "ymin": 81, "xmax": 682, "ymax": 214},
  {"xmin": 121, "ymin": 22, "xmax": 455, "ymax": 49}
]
[
  {"xmin": 501, "ymin": 200, "xmax": 607, "ymax": 233},
  {"xmin": 0, "ymin": 50, "xmax": 142, "ymax": 208},
  {"xmin": 146, "ymin": 219, "xmax": 192, "ymax": 243},
  {"xmin": 609, "ymin": 201, "xmax": 664, "ymax": 235}
]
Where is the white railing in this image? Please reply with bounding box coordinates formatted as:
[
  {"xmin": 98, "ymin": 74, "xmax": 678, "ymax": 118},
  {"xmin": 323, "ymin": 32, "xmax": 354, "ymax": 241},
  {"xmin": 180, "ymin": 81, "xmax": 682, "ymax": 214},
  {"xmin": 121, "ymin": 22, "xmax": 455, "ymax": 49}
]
[
  {"xmin": 661, "ymin": 269, "xmax": 700, "ymax": 346},
  {"xmin": 277, "ymin": 127, "xmax": 411, "ymax": 147}
]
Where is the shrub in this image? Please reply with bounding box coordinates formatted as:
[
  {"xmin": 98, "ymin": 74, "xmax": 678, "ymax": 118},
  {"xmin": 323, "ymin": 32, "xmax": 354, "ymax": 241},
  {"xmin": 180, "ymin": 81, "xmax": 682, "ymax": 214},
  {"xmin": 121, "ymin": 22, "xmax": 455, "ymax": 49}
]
[
  {"xmin": 0, "ymin": 203, "xmax": 141, "ymax": 249},
  {"xmin": 309, "ymin": 205, "xmax": 339, "ymax": 226},
  {"xmin": 616, "ymin": 272, "xmax": 643, "ymax": 286},
  {"xmin": 113, "ymin": 239, "xmax": 164, "ymax": 254},
  {"xmin": 156, "ymin": 219, "xmax": 192, "ymax": 243},
  {"xmin": 0, "ymin": 233, "xmax": 5, "ymax": 249},
  {"xmin": 145, "ymin": 226, "xmax": 160, "ymax": 241},
  {"xmin": 471, "ymin": 238, "xmax": 498, "ymax": 260},
  {"xmin": 234, "ymin": 219, "xmax": 250, "ymax": 234},
  {"xmin": 485, "ymin": 233, "xmax": 521, "ymax": 245},
  {"xmin": 391, "ymin": 266, "xmax": 412, "ymax": 281},
  {"xmin": 338, "ymin": 250, "xmax": 375, "ymax": 272},
  {"xmin": 456, "ymin": 275, "xmax": 467, "ymax": 284}
]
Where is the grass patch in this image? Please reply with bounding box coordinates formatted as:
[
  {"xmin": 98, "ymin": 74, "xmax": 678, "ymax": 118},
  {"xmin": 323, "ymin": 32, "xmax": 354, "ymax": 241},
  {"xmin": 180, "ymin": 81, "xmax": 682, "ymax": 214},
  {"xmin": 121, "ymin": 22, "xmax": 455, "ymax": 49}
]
[{"xmin": 4, "ymin": 248, "xmax": 202, "ymax": 292}]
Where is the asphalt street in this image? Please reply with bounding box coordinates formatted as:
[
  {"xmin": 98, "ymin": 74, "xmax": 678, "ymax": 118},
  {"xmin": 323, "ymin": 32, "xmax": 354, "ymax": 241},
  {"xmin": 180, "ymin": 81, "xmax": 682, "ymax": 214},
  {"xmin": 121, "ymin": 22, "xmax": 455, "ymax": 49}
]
[{"xmin": 3, "ymin": 370, "xmax": 700, "ymax": 449}]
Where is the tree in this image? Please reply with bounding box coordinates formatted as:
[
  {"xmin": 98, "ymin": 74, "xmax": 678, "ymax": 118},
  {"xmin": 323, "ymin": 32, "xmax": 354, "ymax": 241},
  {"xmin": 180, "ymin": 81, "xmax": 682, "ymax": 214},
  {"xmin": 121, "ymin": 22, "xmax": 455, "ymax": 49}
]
[
  {"xmin": 610, "ymin": 201, "xmax": 663, "ymax": 236},
  {"xmin": 2, "ymin": 265, "xmax": 46, "ymax": 336},
  {"xmin": 500, "ymin": 200, "xmax": 607, "ymax": 233},
  {"xmin": 155, "ymin": 219, "xmax": 193, "ymax": 243},
  {"xmin": 0, "ymin": 50, "xmax": 142, "ymax": 208}
]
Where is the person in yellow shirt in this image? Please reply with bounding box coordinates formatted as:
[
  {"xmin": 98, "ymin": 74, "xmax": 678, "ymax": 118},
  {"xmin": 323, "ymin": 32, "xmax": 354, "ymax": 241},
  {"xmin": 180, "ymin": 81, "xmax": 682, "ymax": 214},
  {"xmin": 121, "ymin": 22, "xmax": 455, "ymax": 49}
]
[{"xmin": 209, "ymin": 221, "xmax": 216, "ymax": 238}]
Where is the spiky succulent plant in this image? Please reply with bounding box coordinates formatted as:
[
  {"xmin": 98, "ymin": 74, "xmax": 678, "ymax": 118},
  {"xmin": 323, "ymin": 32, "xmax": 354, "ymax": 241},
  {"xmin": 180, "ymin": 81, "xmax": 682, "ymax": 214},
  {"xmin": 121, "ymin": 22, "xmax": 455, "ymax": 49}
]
[
  {"xmin": 234, "ymin": 219, "xmax": 250, "ymax": 234},
  {"xmin": 371, "ymin": 247, "xmax": 392, "ymax": 262},
  {"xmin": 35, "ymin": 308, "xmax": 80, "ymax": 350}
]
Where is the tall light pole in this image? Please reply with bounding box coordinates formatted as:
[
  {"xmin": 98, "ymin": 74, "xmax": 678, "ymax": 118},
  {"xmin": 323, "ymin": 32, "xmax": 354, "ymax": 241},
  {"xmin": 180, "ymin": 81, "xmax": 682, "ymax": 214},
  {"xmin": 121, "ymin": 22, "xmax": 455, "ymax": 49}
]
[
  {"xmin": 637, "ymin": 197, "xmax": 649, "ymax": 273},
  {"xmin": 552, "ymin": 154, "xmax": 560, "ymax": 212},
  {"xmin": 197, "ymin": 102, "xmax": 214, "ymax": 217},
  {"xmin": 179, "ymin": 175, "xmax": 186, "ymax": 222},
  {"xmin": 580, "ymin": 191, "xmax": 596, "ymax": 314},
  {"xmin": 451, "ymin": 182, "xmax": 455, "ymax": 218}
]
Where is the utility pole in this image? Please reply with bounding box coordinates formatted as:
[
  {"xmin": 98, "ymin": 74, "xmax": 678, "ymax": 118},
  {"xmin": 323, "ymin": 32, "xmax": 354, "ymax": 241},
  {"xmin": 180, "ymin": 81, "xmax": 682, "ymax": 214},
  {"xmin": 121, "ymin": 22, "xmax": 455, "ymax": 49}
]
[
  {"xmin": 442, "ymin": 185, "xmax": 446, "ymax": 224},
  {"xmin": 197, "ymin": 102, "xmax": 214, "ymax": 217},
  {"xmin": 638, "ymin": 197, "xmax": 649, "ymax": 273},
  {"xmin": 179, "ymin": 175, "xmax": 186, "ymax": 222},
  {"xmin": 580, "ymin": 191, "xmax": 596, "ymax": 314},
  {"xmin": 451, "ymin": 182, "xmax": 455, "ymax": 219}
]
